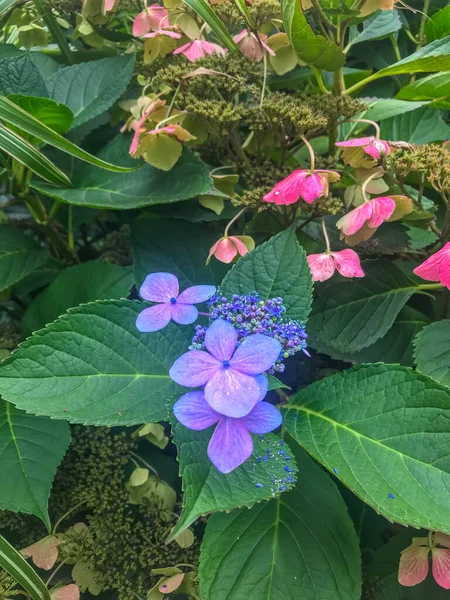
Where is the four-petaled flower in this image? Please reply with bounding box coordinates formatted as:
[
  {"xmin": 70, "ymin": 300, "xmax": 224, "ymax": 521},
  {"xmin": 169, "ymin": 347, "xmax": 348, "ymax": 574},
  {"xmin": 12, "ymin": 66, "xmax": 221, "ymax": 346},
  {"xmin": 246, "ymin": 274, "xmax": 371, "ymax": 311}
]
[
  {"xmin": 399, "ymin": 532, "xmax": 450, "ymax": 589},
  {"xmin": 136, "ymin": 272, "xmax": 216, "ymax": 332},
  {"xmin": 207, "ymin": 235, "xmax": 255, "ymax": 264},
  {"xmin": 169, "ymin": 319, "xmax": 282, "ymax": 418},
  {"xmin": 174, "ymin": 389, "xmax": 281, "ymax": 473},
  {"xmin": 307, "ymin": 249, "xmax": 364, "ymax": 282},
  {"xmin": 263, "ymin": 169, "xmax": 340, "ymax": 205},
  {"xmin": 336, "ymin": 196, "xmax": 396, "ymax": 238},
  {"xmin": 413, "ymin": 242, "xmax": 450, "ymax": 290},
  {"xmin": 173, "ymin": 39, "xmax": 226, "ymax": 62},
  {"xmin": 234, "ymin": 29, "xmax": 275, "ymax": 62}
]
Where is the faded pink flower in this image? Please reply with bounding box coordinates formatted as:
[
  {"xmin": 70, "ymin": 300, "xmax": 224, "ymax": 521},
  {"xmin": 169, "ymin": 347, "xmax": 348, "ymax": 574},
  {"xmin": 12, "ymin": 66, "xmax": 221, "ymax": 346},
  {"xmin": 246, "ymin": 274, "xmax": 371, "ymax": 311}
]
[
  {"xmin": 173, "ymin": 39, "xmax": 226, "ymax": 62},
  {"xmin": 102, "ymin": 0, "xmax": 116, "ymax": 13},
  {"xmin": 132, "ymin": 5, "xmax": 169, "ymax": 36},
  {"xmin": 336, "ymin": 136, "xmax": 391, "ymax": 160},
  {"xmin": 234, "ymin": 29, "xmax": 275, "ymax": 61},
  {"xmin": 159, "ymin": 573, "xmax": 185, "ymax": 594},
  {"xmin": 21, "ymin": 535, "xmax": 63, "ymax": 570},
  {"xmin": 124, "ymin": 99, "xmax": 167, "ymax": 155},
  {"xmin": 146, "ymin": 124, "xmax": 195, "ymax": 142},
  {"xmin": 336, "ymin": 196, "xmax": 396, "ymax": 237},
  {"xmin": 413, "ymin": 242, "xmax": 450, "ymax": 290},
  {"xmin": 143, "ymin": 26, "xmax": 181, "ymax": 40},
  {"xmin": 51, "ymin": 584, "xmax": 80, "ymax": 600},
  {"xmin": 207, "ymin": 235, "xmax": 255, "ymax": 264},
  {"xmin": 263, "ymin": 170, "xmax": 340, "ymax": 205},
  {"xmin": 399, "ymin": 532, "xmax": 450, "ymax": 589},
  {"xmin": 307, "ymin": 249, "xmax": 364, "ymax": 282}
]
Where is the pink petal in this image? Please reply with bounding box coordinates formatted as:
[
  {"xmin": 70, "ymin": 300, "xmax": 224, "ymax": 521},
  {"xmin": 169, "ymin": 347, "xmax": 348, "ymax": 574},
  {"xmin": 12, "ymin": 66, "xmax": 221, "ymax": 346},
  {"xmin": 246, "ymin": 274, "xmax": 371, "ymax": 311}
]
[
  {"xmin": 307, "ymin": 253, "xmax": 335, "ymax": 282},
  {"xmin": 432, "ymin": 548, "xmax": 450, "ymax": 589},
  {"xmin": 336, "ymin": 136, "xmax": 376, "ymax": 148},
  {"xmin": 367, "ymin": 196, "xmax": 396, "ymax": 228},
  {"xmin": 133, "ymin": 11, "xmax": 152, "ymax": 36},
  {"xmin": 144, "ymin": 29, "xmax": 181, "ymax": 39},
  {"xmin": 207, "ymin": 418, "xmax": 254, "ymax": 473},
  {"xmin": 202, "ymin": 41, "xmax": 226, "ymax": 56},
  {"xmin": 364, "ymin": 139, "xmax": 391, "ymax": 160},
  {"xmin": 336, "ymin": 202, "xmax": 373, "ymax": 236},
  {"xmin": 51, "ymin": 585, "xmax": 80, "ymax": 600},
  {"xmin": 205, "ymin": 368, "xmax": 262, "ymax": 417},
  {"xmin": 21, "ymin": 536, "xmax": 62, "ymax": 571},
  {"xmin": 170, "ymin": 303, "xmax": 198, "ymax": 325},
  {"xmin": 177, "ymin": 285, "xmax": 216, "ymax": 304},
  {"xmin": 204, "ymin": 319, "xmax": 238, "ymax": 362},
  {"xmin": 102, "ymin": 0, "xmax": 115, "ymax": 12},
  {"xmin": 173, "ymin": 390, "xmax": 220, "ymax": 430},
  {"xmin": 212, "ymin": 238, "xmax": 239, "ymax": 263},
  {"xmin": 241, "ymin": 401, "xmax": 282, "ymax": 434},
  {"xmin": 441, "ymin": 265, "xmax": 450, "ymax": 290},
  {"xmin": 263, "ymin": 170, "xmax": 308, "ymax": 205},
  {"xmin": 398, "ymin": 544, "xmax": 430, "ymax": 587},
  {"xmin": 299, "ymin": 173, "xmax": 324, "ymax": 204},
  {"xmin": 139, "ymin": 272, "xmax": 179, "ymax": 302},
  {"xmin": 332, "ymin": 249, "xmax": 365, "ymax": 278},
  {"xmin": 233, "ymin": 29, "xmax": 248, "ymax": 44},
  {"xmin": 135, "ymin": 304, "xmax": 172, "ymax": 332},
  {"xmin": 169, "ymin": 349, "xmax": 221, "ymax": 388},
  {"xmin": 414, "ymin": 243, "xmax": 450, "ymax": 284},
  {"xmin": 231, "ymin": 334, "xmax": 282, "ymax": 375},
  {"xmin": 228, "ymin": 236, "xmax": 250, "ymax": 257},
  {"xmin": 173, "ymin": 40, "xmax": 205, "ymax": 62},
  {"xmin": 159, "ymin": 574, "xmax": 184, "ymax": 594}
]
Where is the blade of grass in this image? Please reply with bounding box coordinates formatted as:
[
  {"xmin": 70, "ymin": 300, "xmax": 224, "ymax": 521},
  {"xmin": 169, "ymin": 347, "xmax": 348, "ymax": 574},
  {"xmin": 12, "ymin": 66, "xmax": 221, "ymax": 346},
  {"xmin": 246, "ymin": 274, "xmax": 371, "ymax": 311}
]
[{"xmin": 183, "ymin": 0, "xmax": 238, "ymax": 52}]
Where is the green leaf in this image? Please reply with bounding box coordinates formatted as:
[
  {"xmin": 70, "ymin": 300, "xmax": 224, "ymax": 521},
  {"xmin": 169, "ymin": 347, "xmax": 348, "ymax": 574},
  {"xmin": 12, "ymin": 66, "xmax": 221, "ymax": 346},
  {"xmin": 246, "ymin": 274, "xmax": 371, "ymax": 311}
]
[
  {"xmin": 170, "ymin": 425, "xmax": 297, "ymax": 539},
  {"xmin": 346, "ymin": 35, "xmax": 450, "ymax": 94},
  {"xmin": 0, "ymin": 225, "xmax": 48, "ymax": 292},
  {"xmin": 182, "ymin": 0, "xmax": 238, "ymax": 53},
  {"xmin": 199, "ymin": 444, "xmax": 361, "ymax": 600},
  {"xmin": 0, "ymin": 400, "xmax": 70, "ymax": 528},
  {"xmin": 281, "ymin": 0, "xmax": 345, "ymax": 71},
  {"xmin": 0, "ymin": 123, "xmax": 72, "ymax": 186},
  {"xmin": 0, "ymin": 54, "xmax": 47, "ymax": 97},
  {"xmin": 0, "ymin": 300, "xmax": 192, "ymax": 426},
  {"xmin": 47, "ymin": 55, "xmax": 135, "ymax": 129},
  {"xmin": 283, "ymin": 364, "xmax": 450, "ymax": 533},
  {"xmin": 347, "ymin": 9, "xmax": 401, "ymax": 48},
  {"xmin": 0, "ymin": 96, "xmax": 136, "ymax": 172},
  {"xmin": 414, "ymin": 320, "xmax": 450, "ymax": 386},
  {"xmin": 7, "ymin": 95, "xmax": 73, "ymax": 134},
  {"xmin": 397, "ymin": 71, "xmax": 450, "ymax": 109},
  {"xmin": 132, "ymin": 218, "xmax": 216, "ymax": 290},
  {"xmin": 22, "ymin": 262, "xmax": 133, "ymax": 337},
  {"xmin": 379, "ymin": 106, "xmax": 450, "ymax": 143},
  {"xmin": 32, "ymin": 135, "xmax": 215, "ymax": 209},
  {"xmin": 308, "ymin": 261, "xmax": 418, "ymax": 353},
  {"xmin": 361, "ymin": 98, "xmax": 430, "ymax": 121},
  {"xmin": 220, "ymin": 227, "xmax": 313, "ymax": 322},
  {"xmin": 426, "ymin": 5, "xmax": 450, "ymax": 43},
  {"xmin": 0, "ymin": 533, "xmax": 51, "ymax": 600},
  {"xmin": 0, "ymin": 0, "xmax": 17, "ymax": 16}
]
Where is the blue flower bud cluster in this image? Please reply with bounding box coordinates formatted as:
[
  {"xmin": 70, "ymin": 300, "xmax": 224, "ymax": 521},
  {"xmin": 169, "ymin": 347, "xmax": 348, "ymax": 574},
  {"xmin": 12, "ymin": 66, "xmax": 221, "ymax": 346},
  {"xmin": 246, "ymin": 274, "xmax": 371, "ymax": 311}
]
[{"xmin": 190, "ymin": 292, "xmax": 308, "ymax": 373}]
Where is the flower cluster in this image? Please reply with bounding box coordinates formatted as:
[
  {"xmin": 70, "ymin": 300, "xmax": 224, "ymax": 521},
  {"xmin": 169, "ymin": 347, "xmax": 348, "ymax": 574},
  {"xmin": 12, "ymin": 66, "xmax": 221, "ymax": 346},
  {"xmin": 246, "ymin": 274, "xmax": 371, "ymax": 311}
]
[{"xmin": 190, "ymin": 292, "xmax": 308, "ymax": 373}]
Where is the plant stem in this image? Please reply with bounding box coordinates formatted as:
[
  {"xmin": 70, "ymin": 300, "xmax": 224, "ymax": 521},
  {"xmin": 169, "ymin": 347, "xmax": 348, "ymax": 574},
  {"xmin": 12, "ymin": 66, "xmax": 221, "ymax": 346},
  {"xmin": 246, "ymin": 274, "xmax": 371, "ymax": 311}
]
[
  {"xmin": 32, "ymin": 0, "xmax": 74, "ymax": 64},
  {"xmin": 300, "ymin": 136, "xmax": 315, "ymax": 173},
  {"xmin": 259, "ymin": 52, "xmax": 268, "ymax": 109},
  {"xmin": 52, "ymin": 500, "xmax": 87, "ymax": 534},
  {"xmin": 321, "ymin": 216, "xmax": 331, "ymax": 253},
  {"xmin": 390, "ymin": 34, "xmax": 401, "ymax": 62},
  {"xmin": 311, "ymin": 0, "xmax": 336, "ymax": 34},
  {"xmin": 311, "ymin": 67, "xmax": 329, "ymax": 95},
  {"xmin": 224, "ymin": 207, "xmax": 247, "ymax": 237},
  {"xmin": 418, "ymin": 0, "xmax": 430, "ymax": 49},
  {"xmin": 129, "ymin": 451, "xmax": 159, "ymax": 477},
  {"xmin": 361, "ymin": 172, "xmax": 380, "ymax": 202},
  {"xmin": 344, "ymin": 118, "xmax": 381, "ymax": 139},
  {"xmin": 45, "ymin": 560, "xmax": 68, "ymax": 587}
]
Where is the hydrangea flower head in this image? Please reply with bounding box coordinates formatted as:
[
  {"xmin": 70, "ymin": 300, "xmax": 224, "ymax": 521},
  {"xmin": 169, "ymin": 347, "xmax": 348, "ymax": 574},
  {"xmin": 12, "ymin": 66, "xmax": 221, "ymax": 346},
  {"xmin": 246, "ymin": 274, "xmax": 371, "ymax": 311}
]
[
  {"xmin": 169, "ymin": 319, "xmax": 282, "ymax": 417},
  {"xmin": 132, "ymin": 5, "xmax": 169, "ymax": 36},
  {"xmin": 399, "ymin": 532, "xmax": 450, "ymax": 589},
  {"xmin": 173, "ymin": 39, "xmax": 226, "ymax": 62},
  {"xmin": 336, "ymin": 196, "xmax": 396, "ymax": 238},
  {"xmin": 307, "ymin": 249, "xmax": 364, "ymax": 282},
  {"xmin": 174, "ymin": 390, "xmax": 281, "ymax": 472},
  {"xmin": 207, "ymin": 235, "xmax": 255, "ymax": 264},
  {"xmin": 413, "ymin": 242, "xmax": 450, "ymax": 290},
  {"xmin": 234, "ymin": 29, "xmax": 275, "ymax": 61},
  {"xmin": 136, "ymin": 272, "xmax": 216, "ymax": 332},
  {"xmin": 263, "ymin": 169, "xmax": 340, "ymax": 205}
]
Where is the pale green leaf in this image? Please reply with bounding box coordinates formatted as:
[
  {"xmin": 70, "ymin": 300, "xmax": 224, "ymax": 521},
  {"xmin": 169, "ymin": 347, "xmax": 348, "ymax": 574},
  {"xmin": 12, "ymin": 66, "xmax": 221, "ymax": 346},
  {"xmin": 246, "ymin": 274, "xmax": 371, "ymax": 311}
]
[
  {"xmin": 397, "ymin": 71, "xmax": 450, "ymax": 109},
  {"xmin": 426, "ymin": 5, "xmax": 450, "ymax": 43}
]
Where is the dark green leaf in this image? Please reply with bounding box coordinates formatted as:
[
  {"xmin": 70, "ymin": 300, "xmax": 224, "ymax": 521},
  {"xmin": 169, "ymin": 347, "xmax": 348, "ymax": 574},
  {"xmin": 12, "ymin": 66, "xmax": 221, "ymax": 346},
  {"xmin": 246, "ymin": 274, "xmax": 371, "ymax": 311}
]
[
  {"xmin": 47, "ymin": 55, "xmax": 135, "ymax": 128},
  {"xmin": 283, "ymin": 364, "xmax": 450, "ymax": 533},
  {"xmin": 308, "ymin": 261, "xmax": 418, "ymax": 353},
  {"xmin": 281, "ymin": 0, "xmax": 345, "ymax": 71},
  {"xmin": 347, "ymin": 10, "xmax": 401, "ymax": 48},
  {"xmin": 426, "ymin": 5, "xmax": 450, "ymax": 43},
  {"xmin": 0, "ymin": 226, "xmax": 49, "ymax": 292},
  {"xmin": 414, "ymin": 320, "xmax": 450, "ymax": 386},
  {"xmin": 22, "ymin": 262, "xmax": 133, "ymax": 337},
  {"xmin": 32, "ymin": 135, "xmax": 215, "ymax": 209},
  {"xmin": 0, "ymin": 533, "xmax": 51, "ymax": 600},
  {"xmin": 199, "ymin": 444, "xmax": 361, "ymax": 600},
  {"xmin": 170, "ymin": 425, "xmax": 297, "ymax": 538},
  {"xmin": 220, "ymin": 226, "xmax": 313, "ymax": 322},
  {"xmin": 379, "ymin": 106, "xmax": 450, "ymax": 143},
  {"xmin": 0, "ymin": 54, "xmax": 47, "ymax": 97},
  {"xmin": 0, "ymin": 400, "xmax": 70, "ymax": 528},
  {"xmin": 0, "ymin": 300, "xmax": 192, "ymax": 426},
  {"xmin": 7, "ymin": 95, "xmax": 73, "ymax": 134}
]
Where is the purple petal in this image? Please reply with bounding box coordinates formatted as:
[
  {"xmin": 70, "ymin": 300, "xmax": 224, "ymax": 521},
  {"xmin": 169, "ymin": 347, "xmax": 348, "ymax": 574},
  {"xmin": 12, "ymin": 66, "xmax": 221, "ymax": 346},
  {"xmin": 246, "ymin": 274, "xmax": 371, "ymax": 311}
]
[
  {"xmin": 230, "ymin": 334, "xmax": 282, "ymax": 375},
  {"xmin": 177, "ymin": 285, "xmax": 216, "ymax": 304},
  {"xmin": 173, "ymin": 390, "xmax": 220, "ymax": 430},
  {"xmin": 170, "ymin": 303, "xmax": 198, "ymax": 325},
  {"xmin": 169, "ymin": 350, "xmax": 220, "ymax": 388},
  {"xmin": 254, "ymin": 374, "xmax": 268, "ymax": 401},
  {"xmin": 242, "ymin": 402, "xmax": 282, "ymax": 434},
  {"xmin": 205, "ymin": 368, "xmax": 261, "ymax": 417},
  {"xmin": 204, "ymin": 319, "xmax": 237, "ymax": 362},
  {"xmin": 136, "ymin": 304, "xmax": 172, "ymax": 332},
  {"xmin": 139, "ymin": 272, "xmax": 179, "ymax": 302},
  {"xmin": 207, "ymin": 418, "xmax": 253, "ymax": 473}
]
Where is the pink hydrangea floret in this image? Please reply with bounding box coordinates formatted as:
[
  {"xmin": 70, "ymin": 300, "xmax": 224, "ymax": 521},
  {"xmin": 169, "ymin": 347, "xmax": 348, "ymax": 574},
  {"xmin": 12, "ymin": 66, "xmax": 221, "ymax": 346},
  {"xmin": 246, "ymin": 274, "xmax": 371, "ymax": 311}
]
[{"xmin": 307, "ymin": 249, "xmax": 364, "ymax": 282}]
